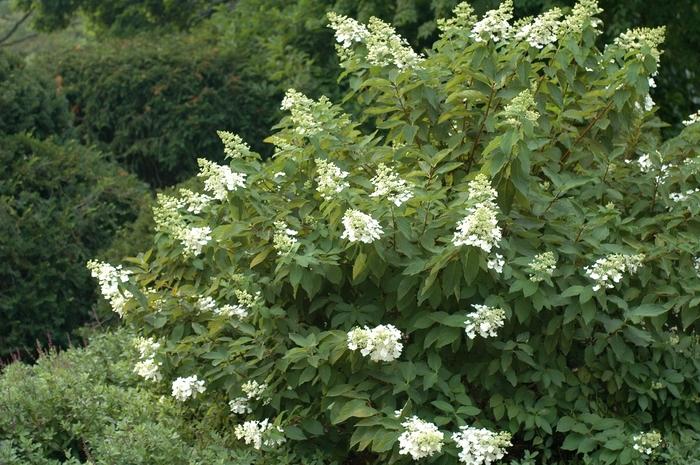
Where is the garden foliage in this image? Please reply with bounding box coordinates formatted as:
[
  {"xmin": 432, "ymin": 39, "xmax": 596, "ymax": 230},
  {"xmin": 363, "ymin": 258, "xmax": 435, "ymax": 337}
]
[{"xmin": 93, "ymin": 1, "xmax": 700, "ymax": 464}]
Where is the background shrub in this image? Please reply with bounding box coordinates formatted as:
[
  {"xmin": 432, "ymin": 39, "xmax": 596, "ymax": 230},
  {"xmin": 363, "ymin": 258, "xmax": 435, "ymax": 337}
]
[
  {"xmin": 48, "ymin": 35, "xmax": 278, "ymax": 187},
  {"xmin": 102, "ymin": 3, "xmax": 700, "ymax": 464},
  {"xmin": 0, "ymin": 134, "xmax": 147, "ymax": 357}
]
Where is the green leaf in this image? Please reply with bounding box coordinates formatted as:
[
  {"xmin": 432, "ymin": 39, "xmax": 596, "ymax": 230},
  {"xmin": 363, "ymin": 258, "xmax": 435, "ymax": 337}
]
[{"xmin": 330, "ymin": 399, "xmax": 378, "ymax": 425}]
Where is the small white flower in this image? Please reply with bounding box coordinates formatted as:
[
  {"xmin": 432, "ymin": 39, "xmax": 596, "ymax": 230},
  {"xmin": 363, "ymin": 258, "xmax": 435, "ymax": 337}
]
[
  {"xmin": 370, "ymin": 163, "xmax": 413, "ymax": 207},
  {"xmin": 465, "ymin": 304, "xmax": 506, "ymax": 339},
  {"xmin": 197, "ymin": 158, "xmax": 246, "ymax": 200},
  {"xmin": 315, "ymin": 158, "xmax": 350, "ymax": 200},
  {"xmin": 273, "ymin": 221, "xmax": 299, "ymax": 255},
  {"xmin": 453, "ymin": 175, "xmax": 502, "ymax": 253},
  {"xmin": 398, "ymin": 416, "xmax": 444, "ymax": 460},
  {"xmin": 327, "ymin": 12, "xmax": 370, "ymax": 48},
  {"xmin": 632, "ymin": 431, "xmax": 662, "ymax": 456},
  {"xmin": 179, "ymin": 189, "xmax": 212, "ymax": 214},
  {"xmin": 217, "ymin": 130, "xmax": 251, "ymax": 159},
  {"xmin": 514, "ymin": 8, "xmax": 561, "ymax": 49},
  {"xmin": 229, "ymin": 397, "xmax": 252, "ymax": 414},
  {"xmin": 528, "ymin": 252, "xmax": 556, "ymax": 282},
  {"xmin": 585, "ymin": 253, "xmax": 644, "ymax": 291},
  {"xmin": 487, "ymin": 253, "xmax": 505, "ymax": 273},
  {"xmin": 171, "ymin": 375, "xmax": 206, "ymax": 401},
  {"xmin": 683, "ymin": 110, "xmax": 700, "ymax": 126},
  {"xmin": 452, "ymin": 426, "xmax": 511, "ymax": 465},
  {"xmin": 341, "ymin": 209, "xmax": 383, "ymax": 243},
  {"xmin": 470, "ymin": 0, "xmax": 513, "ymax": 43},
  {"xmin": 365, "ymin": 17, "xmax": 422, "ymax": 69},
  {"xmin": 242, "ymin": 380, "xmax": 268, "ymax": 400},
  {"xmin": 179, "ymin": 226, "xmax": 211, "ymax": 256},
  {"xmin": 87, "ymin": 260, "xmax": 132, "ymax": 317},
  {"xmin": 234, "ymin": 419, "xmax": 285, "ymax": 450},
  {"xmin": 215, "ymin": 304, "xmax": 248, "ymax": 319},
  {"xmin": 347, "ymin": 324, "xmax": 403, "ymax": 362},
  {"xmin": 134, "ymin": 358, "xmax": 162, "ymax": 382}
]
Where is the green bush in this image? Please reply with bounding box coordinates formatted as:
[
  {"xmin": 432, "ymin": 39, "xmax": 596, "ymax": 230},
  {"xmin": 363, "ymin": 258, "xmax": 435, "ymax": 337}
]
[
  {"xmin": 93, "ymin": 2, "xmax": 700, "ymax": 464},
  {"xmin": 0, "ymin": 134, "xmax": 147, "ymax": 357},
  {"xmin": 0, "ymin": 50, "xmax": 72, "ymax": 138},
  {"xmin": 48, "ymin": 35, "xmax": 278, "ymax": 187}
]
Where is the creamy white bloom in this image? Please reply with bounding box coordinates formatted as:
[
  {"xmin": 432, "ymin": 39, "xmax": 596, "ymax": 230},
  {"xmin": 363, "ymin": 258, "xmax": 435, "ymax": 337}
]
[
  {"xmin": 197, "ymin": 296, "xmax": 217, "ymax": 312},
  {"xmin": 281, "ymin": 89, "xmax": 335, "ymax": 137},
  {"xmin": 632, "ymin": 431, "xmax": 662, "ymax": 456},
  {"xmin": 134, "ymin": 358, "xmax": 162, "ymax": 382},
  {"xmin": 614, "ymin": 27, "xmax": 665, "ymax": 62},
  {"xmin": 365, "ymin": 17, "xmax": 422, "ymax": 69},
  {"xmin": 327, "ymin": 12, "xmax": 369, "ymax": 48},
  {"xmin": 438, "ymin": 2, "xmax": 477, "ymax": 37},
  {"xmin": 134, "ymin": 336, "xmax": 160, "ymax": 359},
  {"xmin": 584, "ymin": 253, "xmax": 644, "ymax": 291},
  {"xmin": 347, "ymin": 324, "xmax": 403, "ymax": 362},
  {"xmin": 625, "ymin": 153, "xmax": 652, "ymax": 172},
  {"xmin": 180, "ymin": 226, "xmax": 211, "ymax": 256},
  {"xmin": 217, "ymin": 130, "xmax": 251, "ymax": 159},
  {"xmin": 398, "ymin": 416, "xmax": 444, "ymax": 460},
  {"xmin": 561, "ymin": 0, "xmax": 603, "ymax": 33},
  {"xmin": 453, "ymin": 175, "xmax": 502, "ymax": 252},
  {"xmin": 229, "ymin": 397, "xmax": 252, "ymax": 414},
  {"xmin": 315, "ymin": 158, "xmax": 350, "ymax": 200},
  {"xmin": 487, "ymin": 253, "xmax": 505, "ymax": 273},
  {"xmin": 178, "ymin": 189, "xmax": 212, "ymax": 214},
  {"xmin": 514, "ymin": 8, "xmax": 561, "ymax": 49},
  {"xmin": 242, "ymin": 380, "xmax": 268, "ymax": 400},
  {"xmin": 470, "ymin": 0, "xmax": 513, "ymax": 43},
  {"xmin": 171, "ymin": 375, "xmax": 206, "ymax": 401},
  {"xmin": 452, "ymin": 426, "xmax": 512, "ymax": 465},
  {"xmin": 683, "ymin": 110, "xmax": 700, "ymax": 126},
  {"xmin": 273, "ymin": 221, "xmax": 299, "ymax": 255},
  {"xmin": 370, "ymin": 163, "xmax": 413, "ymax": 206},
  {"xmin": 215, "ymin": 304, "xmax": 248, "ymax": 319},
  {"xmin": 341, "ymin": 209, "xmax": 383, "ymax": 243},
  {"xmin": 197, "ymin": 159, "xmax": 246, "ymax": 200},
  {"xmin": 694, "ymin": 257, "xmax": 700, "ymax": 275},
  {"xmin": 502, "ymin": 89, "xmax": 539, "ymax": 126},
  {"xmin": 528, "ymin": 252, "xmax": 556, "ymax": 282},
  {"xmin": 234, "ymin": 419, "xmax": 285, "ymax": 450},
  {"xmin": 87, "ymin": 260, "xmax": 132, "ymax": 317},
  {"xmin": 465, "ymin": 304, "xmax": 506, "ymax": 339},
  {"xmin": 669, "ymin": 188, "xmax": 700, "ymax": 203}
]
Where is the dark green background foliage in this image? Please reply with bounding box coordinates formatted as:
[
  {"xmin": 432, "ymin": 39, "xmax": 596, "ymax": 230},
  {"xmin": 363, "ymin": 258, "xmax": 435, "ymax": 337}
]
[
  {"xmin": 0, "ymin": 50, "xmax": 72, "ymax": 138},
  {"xmin": 49, "ymin": 36, "xmax": 278, "ymax": 187},
  {"xmin": 0, "ymin": 134, "xmax": 147, "ymax": 357}
]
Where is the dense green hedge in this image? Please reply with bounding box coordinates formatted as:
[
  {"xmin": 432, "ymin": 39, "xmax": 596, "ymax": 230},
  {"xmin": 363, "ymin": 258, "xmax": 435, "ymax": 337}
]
[
  {"xmin": 48, "ymin": 35, "xmax": 278, "ymax": 187},
  {"xmin": 0, "ymin": 50, "xmax": 72, "ymax": 138},
  {"xmin": 0, "ymin": 134, "xmax": 147, "ymax": 357}
]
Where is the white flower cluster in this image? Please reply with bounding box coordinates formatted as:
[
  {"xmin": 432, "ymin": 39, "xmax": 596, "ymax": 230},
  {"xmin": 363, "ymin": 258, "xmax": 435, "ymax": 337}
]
[
  {"xmin": 502, "ymin": 89, "xmax": 539, "ymax": 126},
  {"xmin": 370, "ymin": 163, "xmax": 413, "ymax": 207},
  {"xmin": 528, "ymin": 252, "xmax": 556, "ymax": 282},
  {"xmin": 347, "ymin": 324, "xmax": 403, "ymax": 362},
  {"xmin": 669, "ymin": 188, "xmax": 699, "ymax": 203},
  {"xmin": 217, "ymin": 130, "xmax": 251, "ymax": 159},
  {"xmin": 315, "ymin": 158, "xmax": 349, "ymax": 200},
  {"xmin": 561, "ymin": 0, "xmax": 603, "ymax": 33},
  {"xmin": 625, "ymin": 153, "xmax": 652, "ymax": 172},
  {"xmin": 327, "ymin": 12, "xmax": 422, "ymax": 69},
  {"xmin": 470, "ymin": 0, "xmax": 513, "ymax": 43},
  {"xmin": 179, "ymin": 226, "xmax": 212, "ymax": 256},
  {"xmin": 632, "ymin": 431, "xmax": 662, "ymax": 456},
  {"xmin": 694, "ymin": 256, "xmax": 700, "ymax": 275},
  {"xmin": 514, "ymin": 8, "xmax": 561, "ymax": 49},
  {"xmin": 584, "ymin": 253, "xmax": 644, "ymax": 291},
  {"xmin": 614, "ymin": 27, "xmax": 665, "ymax": 62},
  {"xmin": 178, "ymin": 189, "xmax": 212, "ymax": 214},
  {"xmin": 197, "ymin": 296, "xmax": 248, "ymax": 319},
  {"xmin": 171, "ymin": 375, "xmax": 206, "ymax": 401},
  {"xmin": 234, "ymin": 419, "xmax": 285, "ymax": 450},
  {"xmin": 152, "ymin": 192, "xmax": 213, "ymax": 257},
  {"xmin": 452, "ymin": 427, "xmax": 512, "ymax": 465},
  {"xmin": 229, "ymin": 397, "xmax": 252, "ymax": 414},
  {"xmin": 229, "ymin": 380, "xmax": 269, "ymax": 415},
  {"xmin": 341, "ymin": 209, "xmax": 383, "ymax": 243},
  {"xmin": 281, "ymin": 89, "xmax": 334, "ymax": 137},
  {"xmin": 398, "ymin": 417, "xmax": 445, "ymax": 460},
  {"xmin": 465, "ymin": 304, "xmax": 506, "ymax": 339},
  {"xmin": 86, "ymin": 260, "xmax": 132, "ymax": 317},
  {"xmin": 487, "ymin": 253, "xmax": 505, "ymax": 274},
  {"xmin": 683, "ymin": 110, "xmax": 700, "ymax": 126},
  {"xmin": 437, "ymin": 2, "xmax": 477, "ymax": 37},
  {"xmin": 327, "ymin": 12, "xmax": 369, "ymax": 48},
  {"xmin": 133, "ymin": 337, "xmax": 162, "ymax": 382},
  {"xmin": 197, "ymin": 158, "xmax": 246, "ymax": 201},
  {"xmin": 273, "ymin": 221, "xmax": 299, "ymax": 255},
  {"xmin": 453, "ymin": 174, "xmax": 502, "ymax": 253}
]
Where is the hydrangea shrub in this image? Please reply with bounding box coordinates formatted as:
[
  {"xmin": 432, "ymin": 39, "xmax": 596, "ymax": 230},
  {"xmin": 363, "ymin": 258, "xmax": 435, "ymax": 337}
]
[{"xmin": 92, "ymin": 1, "xmax": 700, "ymax": 463}]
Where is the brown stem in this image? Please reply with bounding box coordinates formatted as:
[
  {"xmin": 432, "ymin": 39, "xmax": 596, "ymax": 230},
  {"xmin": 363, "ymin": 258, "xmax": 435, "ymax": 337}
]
[
  {"xmin": 465, "ymin": 85, "xmax": 497, "ymax": 173},
  {"xmin": 0, "ymin": 9, "xmax": 33, "ymax": 45},
  {"xmin": 559, "ymin": 100, "xmax": 614, "ymax": 167}
]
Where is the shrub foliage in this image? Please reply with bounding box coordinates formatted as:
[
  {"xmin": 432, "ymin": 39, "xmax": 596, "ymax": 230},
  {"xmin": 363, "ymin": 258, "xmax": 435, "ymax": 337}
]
[{"xmin": 95, "ymin": 2, "xmax": 700, "ymax": 464}]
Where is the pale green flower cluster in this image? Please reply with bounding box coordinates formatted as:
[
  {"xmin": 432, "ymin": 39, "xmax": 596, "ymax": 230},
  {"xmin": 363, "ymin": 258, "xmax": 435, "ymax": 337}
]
[
  {"xmin": 171, "ymin": 375, "xmax": 205, "ymax": 402},
  {"xmin": 229, "ymin": 397, "xmax": 252, "ymax": 414},
  {"xmin": 87, "ymin": 260, "xmax": 132, "ymax": 317},
  {"xmin": 179, "ymin": 226, "xmax": 212, "ymax": 256},
  {"xmin": 242, "ymin": 380, "xmax": 268, "ymax": 400},
  {"xmin": 452, "ymin": 427, "xmax": 512, "ymax": 465},
  {"xmin": 528, "ymin": 252, "xmax": 556, "ymax": 282},
  {"xmin": 561, "ymin": 0, "xmax": 603, "ymax": 33},
  {"xmin": 341, "ymin": 209, "xmax": 383, "ymax": 243},
  {"xmin": 178, "ymin": 189, "xmax": 212, "ymax": 214},
  {"xmin": 327, "ymin": 12, "xmax": 369, "ymax": 48},
  {"xmin": 272, "ymin": 221, "xmax": 299, "ymax": 255},
  {"xmin": 280, "ymin": 88, "xmax": 331, "ymax": 137},
  {"xmin": 198, "ymin": 296, "xmax": 248, "ymax": 319},
  {"xmin": 217, "ymin": 130, "xmax": 252, "ymax": 159},
  {"xmin": 502, "ymin": 89, "xmax": 539, "ymax": 126},
  {"xmin": 683, "ymin": 110, "xmax": 700, "ymax": 126},
  {"xmin": 632, "ymin": 431, "xmax": 662, "ymax": 456},
  {"xmin": 469, "ymin": 0, "xmax": 513, "ymax": 43},
  {"xmin": 398, "ymin": 417, "xmax": 445, "ymax": 460},
  {"xmin": 315, "ymin": 158, "xmax": 349, "ymax": 200},
  {"xmin": 437, "ymin": 2, "xmax": 477, "ymax": 38},
  {"xmin": 347, "ymin": 324, "xmax": 403, "ymax": 362},
  {"xmin": 197, "ymin": 158, "xmax": 246, "ymax": 200},
  {"xmin": 514, "ymin": 8, "xmax": 562, "ymax": 49},
  {"xmin": 614, "ymin": 27, "xmax": 666, "ymax": 62},
  {"xmin": 585, "ymin": 253, "xmax": 644, "ymax": 291},
  {"xmin": 465, "ymin": 304, "xmax": 506, "ymax": 339},
  {"xmin": 234, "ymin": 419, "xmax": 285, "ymax": 450},
  {"xmin": 453, "ymin": 174, "xmax": 502, "ymax": 253},
  {"xmin": 370, "ymin": 163, "xmax": 413, "ymax": 207},
  {"xmin": 133, "ymin": 337, "xmax": 162, "ymax": 382}
]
